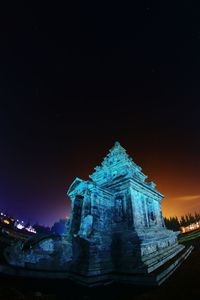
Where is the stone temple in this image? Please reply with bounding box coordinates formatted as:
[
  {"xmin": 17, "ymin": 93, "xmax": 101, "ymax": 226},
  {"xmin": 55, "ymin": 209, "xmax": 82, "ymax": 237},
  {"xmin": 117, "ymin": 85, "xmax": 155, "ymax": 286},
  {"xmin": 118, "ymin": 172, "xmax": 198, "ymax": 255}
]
[{"xmin": 4, "ymin": 142, "xmax": 193, "ymax": 286}]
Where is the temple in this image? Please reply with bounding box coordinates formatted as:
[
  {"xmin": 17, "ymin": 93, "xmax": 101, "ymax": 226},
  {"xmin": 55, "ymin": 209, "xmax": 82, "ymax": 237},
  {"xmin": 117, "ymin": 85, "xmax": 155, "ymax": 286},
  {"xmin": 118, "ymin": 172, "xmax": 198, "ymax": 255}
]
[
  {"xmin": 66, "ymin": 142, "xmax": 192, "ymax": 285},
  {"xmin": 4, "ymin": 142, "xmax": 193, "ymax": 286}
]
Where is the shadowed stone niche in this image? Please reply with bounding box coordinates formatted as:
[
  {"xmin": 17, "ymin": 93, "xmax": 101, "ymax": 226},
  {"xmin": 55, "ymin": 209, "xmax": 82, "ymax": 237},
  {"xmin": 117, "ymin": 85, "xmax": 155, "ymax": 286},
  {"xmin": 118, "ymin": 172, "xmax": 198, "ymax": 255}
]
[{"xmin": 4, "ymin": 142, "xmax": 193, "ymax": 286}]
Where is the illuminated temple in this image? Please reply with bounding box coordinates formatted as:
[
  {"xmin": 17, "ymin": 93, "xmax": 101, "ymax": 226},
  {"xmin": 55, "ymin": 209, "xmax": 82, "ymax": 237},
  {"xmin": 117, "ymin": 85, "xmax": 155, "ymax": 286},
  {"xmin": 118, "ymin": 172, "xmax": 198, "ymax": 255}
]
[{"xmin": 4, "ymin": 142, "xmax": 193, "ymax": 286}]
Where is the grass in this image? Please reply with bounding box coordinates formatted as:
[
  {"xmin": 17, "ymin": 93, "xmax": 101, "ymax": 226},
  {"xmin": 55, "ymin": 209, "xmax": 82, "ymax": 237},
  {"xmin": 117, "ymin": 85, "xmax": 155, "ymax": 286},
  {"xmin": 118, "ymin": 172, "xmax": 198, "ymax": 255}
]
[{"xmin": 178, "ymin": 228, "xmax": 200, "ymax": 243}]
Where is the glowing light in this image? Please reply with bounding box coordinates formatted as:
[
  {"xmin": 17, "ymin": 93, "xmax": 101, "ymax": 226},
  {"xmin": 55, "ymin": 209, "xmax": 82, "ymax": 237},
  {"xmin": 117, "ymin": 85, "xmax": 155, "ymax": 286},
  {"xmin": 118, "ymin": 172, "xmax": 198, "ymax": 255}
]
[
  {"xmin": 25, "ymin": 226, "xmax": 36, "ymax": 234},
  {"xmin": 181, "ymin": 222, "xmax": 200, "ymax": 233},
  {"xmin": 16, "ymin": 223, "xmax": 24, "ymax": 230},
  {"xmin": 3, "ymin": 219, "xmax": 10, "ymax": 225}
]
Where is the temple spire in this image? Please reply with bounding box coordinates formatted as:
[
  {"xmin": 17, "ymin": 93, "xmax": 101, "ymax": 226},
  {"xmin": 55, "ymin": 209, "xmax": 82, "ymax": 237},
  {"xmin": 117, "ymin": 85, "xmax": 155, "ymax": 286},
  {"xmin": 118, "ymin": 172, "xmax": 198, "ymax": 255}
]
[
  {"xmin": 101, "ymin": 141, "xmax": 130, "ymax": 166},
  {"xmin": 89, "ymin": 141, "xmax": 148, "ymax": 185}
]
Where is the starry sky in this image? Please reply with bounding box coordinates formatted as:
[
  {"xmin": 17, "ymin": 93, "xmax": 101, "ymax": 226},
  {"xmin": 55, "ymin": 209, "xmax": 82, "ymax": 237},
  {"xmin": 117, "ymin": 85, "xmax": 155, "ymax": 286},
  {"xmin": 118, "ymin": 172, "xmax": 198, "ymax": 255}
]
[{"xmin": 0, "ymin": 2, "xmax": 200, "ymax": 226}]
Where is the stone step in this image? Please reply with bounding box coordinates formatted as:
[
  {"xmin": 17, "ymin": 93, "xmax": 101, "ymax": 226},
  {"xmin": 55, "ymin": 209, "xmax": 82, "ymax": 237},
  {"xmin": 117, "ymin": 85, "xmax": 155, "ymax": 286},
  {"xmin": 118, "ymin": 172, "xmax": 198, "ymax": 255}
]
[{"xmin": 0, "ymin": 245, "xmax": 193, "ymax": 287}]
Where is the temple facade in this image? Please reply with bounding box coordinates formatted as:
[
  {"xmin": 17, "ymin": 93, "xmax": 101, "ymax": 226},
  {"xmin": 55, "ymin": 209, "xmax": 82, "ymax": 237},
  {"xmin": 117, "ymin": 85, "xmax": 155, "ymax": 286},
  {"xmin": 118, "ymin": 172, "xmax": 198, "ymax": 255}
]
[
  {"xmin": 68, "ymin": 142, "xmax": 165, "ymax": 237},
  {"xmin": 66, "ymin": 142, "xmax": 192, "ymax": 285},
  {"xmin": 4, "ymin": 142, "xmax": 193, "ymax": 286}
]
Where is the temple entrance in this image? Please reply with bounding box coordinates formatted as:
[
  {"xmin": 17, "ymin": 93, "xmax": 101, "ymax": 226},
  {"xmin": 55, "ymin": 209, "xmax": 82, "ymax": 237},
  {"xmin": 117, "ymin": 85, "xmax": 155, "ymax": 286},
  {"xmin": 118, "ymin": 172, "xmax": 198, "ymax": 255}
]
[{"xmin": 71, "ymin": 195, "xmax": 84, "ymax": 234}]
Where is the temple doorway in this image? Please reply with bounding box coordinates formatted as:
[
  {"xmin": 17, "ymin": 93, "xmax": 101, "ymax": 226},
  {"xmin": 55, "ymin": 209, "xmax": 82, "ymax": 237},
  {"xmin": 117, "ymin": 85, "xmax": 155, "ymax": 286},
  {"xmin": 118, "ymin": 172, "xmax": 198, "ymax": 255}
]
[{"xmin": 71, "ymin": 195, "xmax": 84, "ymax": 234}]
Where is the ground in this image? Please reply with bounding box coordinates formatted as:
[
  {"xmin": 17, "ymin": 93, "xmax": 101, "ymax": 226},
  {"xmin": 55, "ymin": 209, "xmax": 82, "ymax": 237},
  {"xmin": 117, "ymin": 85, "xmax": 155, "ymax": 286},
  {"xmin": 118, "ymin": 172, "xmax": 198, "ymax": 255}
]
[{"xmin": 0, "ymin": 228, "xmax": 200, "ymax": 300}]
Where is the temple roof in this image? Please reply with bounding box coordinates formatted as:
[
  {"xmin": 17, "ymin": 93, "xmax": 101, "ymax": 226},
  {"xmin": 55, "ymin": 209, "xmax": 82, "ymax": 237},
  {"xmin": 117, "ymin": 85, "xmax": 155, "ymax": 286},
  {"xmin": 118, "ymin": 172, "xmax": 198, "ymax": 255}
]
[
  {"xmin": 67, "ymin": 142, "xmax": 161, "ymax": 198},
  {"xmin": 89, "ymin": 142, "xmax": 150, "ymax": 186}
]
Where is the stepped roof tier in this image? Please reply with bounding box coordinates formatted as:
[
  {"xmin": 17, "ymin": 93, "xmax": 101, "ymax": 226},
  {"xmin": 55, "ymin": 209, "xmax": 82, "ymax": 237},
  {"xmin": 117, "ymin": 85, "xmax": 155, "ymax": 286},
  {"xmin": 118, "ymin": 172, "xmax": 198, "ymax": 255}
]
[{"xmin": 89, "ymin": 141, "xmax": 158, "ymax": 192}]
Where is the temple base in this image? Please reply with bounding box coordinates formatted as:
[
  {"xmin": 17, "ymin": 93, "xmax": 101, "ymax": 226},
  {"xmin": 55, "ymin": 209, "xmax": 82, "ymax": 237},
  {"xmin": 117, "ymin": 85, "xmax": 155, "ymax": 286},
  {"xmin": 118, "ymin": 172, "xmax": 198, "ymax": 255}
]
[{"xmin": 0, "ymin": 245, "xmax": 193, "ymax": 287}]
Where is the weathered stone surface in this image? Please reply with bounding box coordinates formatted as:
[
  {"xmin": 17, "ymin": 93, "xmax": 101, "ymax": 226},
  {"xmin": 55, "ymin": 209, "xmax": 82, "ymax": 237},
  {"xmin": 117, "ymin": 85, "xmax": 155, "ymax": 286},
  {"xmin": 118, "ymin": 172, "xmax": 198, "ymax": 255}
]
[
  {"xmin": 4, "ymin": 142, "xmax": 192, "ymax": 285},
  {"xmin": 5, "ymin": 235, "xmax": 73, "ymax": 270}
]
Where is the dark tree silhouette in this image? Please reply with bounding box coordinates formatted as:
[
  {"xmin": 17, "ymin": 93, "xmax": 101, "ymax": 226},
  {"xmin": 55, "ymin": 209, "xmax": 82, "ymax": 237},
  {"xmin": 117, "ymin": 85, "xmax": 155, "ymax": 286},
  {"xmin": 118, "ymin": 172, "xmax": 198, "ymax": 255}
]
[
  {"xmin": 51, "ymin": 218, "xmax": 69, "ymax": 234},
  {"xmin": 32, "ymin": 224, "xmax": 51, "ymax": 234},
  {"xmin": 164, "ymin": 211, "xmax": 200, "ymax": 231}
]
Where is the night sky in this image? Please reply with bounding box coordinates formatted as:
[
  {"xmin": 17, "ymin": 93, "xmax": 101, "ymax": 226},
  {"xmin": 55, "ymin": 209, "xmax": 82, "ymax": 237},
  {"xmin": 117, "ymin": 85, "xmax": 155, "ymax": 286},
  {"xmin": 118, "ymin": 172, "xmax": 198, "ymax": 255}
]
[{"xmin": 1, "ymin": 2, "xmax": 200, "ymax": 226}]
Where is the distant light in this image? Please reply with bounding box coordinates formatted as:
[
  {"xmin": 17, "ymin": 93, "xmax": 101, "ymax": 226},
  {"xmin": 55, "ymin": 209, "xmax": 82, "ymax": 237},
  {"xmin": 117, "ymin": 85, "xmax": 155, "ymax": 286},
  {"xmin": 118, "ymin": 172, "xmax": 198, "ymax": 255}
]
[
  {"xmin": 16, "ymin": 223, "xmax": 24, "ymax": 230},
  {"xmin": 3, "ymin": 219, "xmax": 10, "ymax": 225},
  {"xmin": 25, "ymin": 226, "xmax": 36, "ymax": 234},
  {"xmin": 181, "ymin": 222, "xmax": 200, "ymax": 233}
]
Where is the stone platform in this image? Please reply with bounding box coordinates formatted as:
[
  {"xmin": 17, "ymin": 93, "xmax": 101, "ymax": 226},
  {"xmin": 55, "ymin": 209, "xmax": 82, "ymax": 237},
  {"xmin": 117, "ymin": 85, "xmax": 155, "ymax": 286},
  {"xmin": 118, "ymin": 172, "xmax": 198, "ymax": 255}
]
[{"xmin": 0, "ymin": 245, "xmax": 193, "ymax": 287}]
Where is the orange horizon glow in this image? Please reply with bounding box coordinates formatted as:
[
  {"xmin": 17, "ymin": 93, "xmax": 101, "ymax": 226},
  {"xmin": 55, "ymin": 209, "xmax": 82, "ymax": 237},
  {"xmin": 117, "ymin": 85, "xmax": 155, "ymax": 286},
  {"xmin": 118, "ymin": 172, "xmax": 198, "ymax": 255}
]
[
  {"xmin": 131, "ymin": 149, "xmax": 200, "ymax": 220},
  {"xmin": 162, "ymin": 196, "xmax": 200, "ymax": 219}
]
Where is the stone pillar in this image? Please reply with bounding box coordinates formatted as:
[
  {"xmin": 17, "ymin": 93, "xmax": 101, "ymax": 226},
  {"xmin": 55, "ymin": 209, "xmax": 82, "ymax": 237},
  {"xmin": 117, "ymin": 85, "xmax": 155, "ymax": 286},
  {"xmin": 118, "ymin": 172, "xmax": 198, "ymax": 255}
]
[
  {"xmin": 157, "ymin": 201, "xmax": 165, "ymax": 227},
  {"xmin": 81, "ymin": 190, "xmax": 91, "ymax": 218},
  {"xmin": 153, "ymin": 200, "xmax": 163, "ymax": 227},
  {"xmin": 143, "ymin": 197, "xmax": 149, "ymax": 227},
  {"xmin": 130, "ymin": 188, "xmax": 141, "ymax": 228},
  {"xmin": 126, "ymin": 190, "xmax": 133, "ymax": 228}
]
